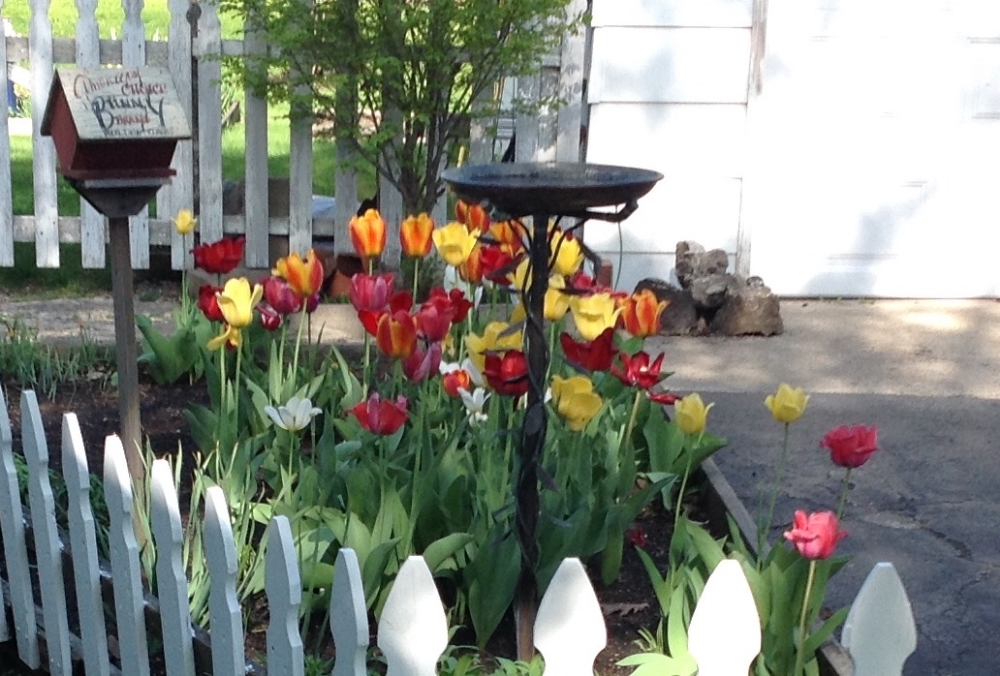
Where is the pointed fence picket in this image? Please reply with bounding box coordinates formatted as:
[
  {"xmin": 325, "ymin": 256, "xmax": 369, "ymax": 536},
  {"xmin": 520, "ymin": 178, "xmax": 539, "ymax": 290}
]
[{"xmin": 0, "ymin": 387, "xmax": 920, "ymax": 676}]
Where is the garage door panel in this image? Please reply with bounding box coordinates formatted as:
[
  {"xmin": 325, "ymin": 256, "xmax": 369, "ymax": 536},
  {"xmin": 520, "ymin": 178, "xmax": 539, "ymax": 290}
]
[
  {"xmin": 587, "ymin": 103, "xmax": 747, "ymax": 177},
  {"xmin": 585, "ymin": 178, "xmax": 741, "ymax": 256},
  {"xmin": 589, "ymin": 27, "xmax": 751, "ymax": 104},
  {"xmin": 591, "ymin": 0, "xmax": 752, "ymax": 29}
]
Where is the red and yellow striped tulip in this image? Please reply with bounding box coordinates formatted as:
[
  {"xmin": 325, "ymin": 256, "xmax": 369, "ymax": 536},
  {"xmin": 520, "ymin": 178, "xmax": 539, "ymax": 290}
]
[{"xmin": 349, "ymin": 208, "xmax": 388, "ymax": 258}]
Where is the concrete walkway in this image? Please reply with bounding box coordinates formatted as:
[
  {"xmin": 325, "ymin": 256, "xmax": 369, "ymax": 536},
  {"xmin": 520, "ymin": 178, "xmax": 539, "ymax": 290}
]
[
  {"xmin": 647, "ymin": 299, "xmax": 1000, "ymax": 675},
  {"xmin": 2, "ymin": 295, "xmax": 996, "ymax": 673}
]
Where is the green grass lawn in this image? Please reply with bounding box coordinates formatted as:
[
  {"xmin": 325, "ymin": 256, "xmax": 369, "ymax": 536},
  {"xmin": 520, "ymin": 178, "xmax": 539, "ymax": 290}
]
[{"xmin": 3, "ymin": 0, "xmax": 242, "ymax": 39}]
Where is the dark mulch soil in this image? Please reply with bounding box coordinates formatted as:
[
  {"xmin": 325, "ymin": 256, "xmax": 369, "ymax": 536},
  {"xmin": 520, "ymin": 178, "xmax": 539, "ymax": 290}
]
[{"xmin": 1, "ymin": 373, "xmax": 698, "ymax": 676}]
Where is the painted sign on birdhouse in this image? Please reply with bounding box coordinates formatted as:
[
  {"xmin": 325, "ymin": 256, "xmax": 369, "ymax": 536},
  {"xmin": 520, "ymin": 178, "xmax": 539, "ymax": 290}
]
[{"xmin": 41, "ymin": 66, "xmax": 190, "ymax": 179}]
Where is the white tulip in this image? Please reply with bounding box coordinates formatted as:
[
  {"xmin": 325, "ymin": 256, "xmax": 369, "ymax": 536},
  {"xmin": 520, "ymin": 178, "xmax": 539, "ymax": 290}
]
[
  {"xmin": 458, "ymin": 387, "xmax": 490, "ymax": 426},
  {"xmin": 263, "ymin": 396, "xmax": 322, "ymax": 432}
]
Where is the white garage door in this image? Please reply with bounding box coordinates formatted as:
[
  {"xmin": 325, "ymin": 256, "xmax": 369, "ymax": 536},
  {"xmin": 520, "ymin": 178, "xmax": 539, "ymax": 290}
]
[{"xmin": 750, "ymin": 0, "xmax": 1000, "ymax": 297}]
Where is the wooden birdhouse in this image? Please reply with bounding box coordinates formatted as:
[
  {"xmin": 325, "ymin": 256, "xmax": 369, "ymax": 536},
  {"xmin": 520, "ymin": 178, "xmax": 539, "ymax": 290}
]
[{"xmin": 40, "ymin": 66, "xmax": 190, "ymax": 181}]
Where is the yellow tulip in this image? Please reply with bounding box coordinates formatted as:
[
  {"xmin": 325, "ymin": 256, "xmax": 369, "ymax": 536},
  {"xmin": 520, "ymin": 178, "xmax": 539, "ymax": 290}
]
[
  {"xmin": 509, "ymin": 258, "xmax": 530, "ymax": 290},
  {"xmin": 465, "ymin": 321, "xmax": 523, "ymax": 372},
  {"xmin": 173, "ymin": 209, "xmax": 197, "ymax": 235},
  {"xmin": 207, "ymin": 277, "xmax": 263, "ymax": 350},
  {"xmin": 550, "ymin": 229, "xmax": 584, "ymax": 277},
  {"xmin": 674, "ymin": 393, "xmax": 714, "ymax": 435},
  {"xmin": 569, "ymin": 293, "xmax": 621, "ymax": 341},
  {"xmin": 764, "ymin": 383, "xmax": 810, "ymax": 423},
  {"xmin": 551, "ymin": 375, "xmax": 603, "ymax": 431},
  {"xmin": 544, "ymin": 275, "xmax": 570, "ymax": 321},
  {"xmin": 432, "ymin": 222, "xmax": 479, "ymax": 267}
]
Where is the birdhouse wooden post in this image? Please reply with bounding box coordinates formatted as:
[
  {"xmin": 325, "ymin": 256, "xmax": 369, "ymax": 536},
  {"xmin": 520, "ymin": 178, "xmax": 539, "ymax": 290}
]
[{"xmin": 41, "ymin": 66, "xmax": 190, "ymax": 484}]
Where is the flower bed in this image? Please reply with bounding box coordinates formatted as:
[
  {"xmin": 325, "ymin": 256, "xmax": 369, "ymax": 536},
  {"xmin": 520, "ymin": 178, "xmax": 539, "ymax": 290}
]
[{"xmin": 125, "ymin": 204, "xmax": 881, "ymax": 674}]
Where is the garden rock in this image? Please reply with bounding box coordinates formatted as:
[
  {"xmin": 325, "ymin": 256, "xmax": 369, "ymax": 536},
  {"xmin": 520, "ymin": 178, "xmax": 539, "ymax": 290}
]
[
  {"xmin": 710, "ymin": 276, "xmax": 783, "ymax": 336},
  {"xmin": 675, "ymin": 242, "xmax": 729, "ymax": 290},
  {"xmin": 690, "ymin": 274, "xmax": 736, "ymax": 311},
  {"xmin": 633, "ymin": 278, "xmax": 699, "ymax": 335}
]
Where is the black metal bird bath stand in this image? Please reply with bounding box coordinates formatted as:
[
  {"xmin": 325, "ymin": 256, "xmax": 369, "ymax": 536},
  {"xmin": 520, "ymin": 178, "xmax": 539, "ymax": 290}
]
[{"xmin": 441, "ymin": 161, "xmax": 662, "ymax": 660}]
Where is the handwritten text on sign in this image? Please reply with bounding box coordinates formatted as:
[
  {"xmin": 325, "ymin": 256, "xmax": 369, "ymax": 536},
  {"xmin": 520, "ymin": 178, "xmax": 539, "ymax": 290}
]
[{"xmin": 58, "ymin": 67, "xmax": 190, "ymax": 140}]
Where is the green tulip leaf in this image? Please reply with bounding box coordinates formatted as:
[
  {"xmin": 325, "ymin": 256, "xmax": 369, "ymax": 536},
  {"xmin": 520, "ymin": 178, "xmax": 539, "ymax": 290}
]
[{"xmin": 422, "ymin": 532, "xmax": 475, "ymax": 573}]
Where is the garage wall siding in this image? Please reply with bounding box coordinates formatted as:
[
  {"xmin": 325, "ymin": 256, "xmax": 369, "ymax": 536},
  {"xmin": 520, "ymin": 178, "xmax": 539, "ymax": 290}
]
[{"xmin": 584, "ymin": 0, "xmax": 753, "ymax": 294}]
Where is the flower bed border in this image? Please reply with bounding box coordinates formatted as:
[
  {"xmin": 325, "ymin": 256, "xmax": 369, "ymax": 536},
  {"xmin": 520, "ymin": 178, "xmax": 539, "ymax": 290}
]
[{"xmin": 699, "ymin": 458, "xmax": 854, "ymax": 676}]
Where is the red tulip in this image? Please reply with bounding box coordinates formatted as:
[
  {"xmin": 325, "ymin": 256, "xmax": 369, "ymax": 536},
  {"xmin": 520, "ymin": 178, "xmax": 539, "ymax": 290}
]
[
  {"xmin": 483, "ymin": 351, "xmax": 529, "ymax": 397},
  {"xmin": 456, "ymin": 200, "xmax": 490, "ymax": 233},
  {"xmin": 625, "ymin": 525, "xmax": 647, "ymax": 548},
  {"xmin": 458, "ymin": 243, "xmax": 485, "ymax": 284},
  {"xmin": 415, "ymin": 303, "xmax": 453, "ymax": 343},
  {"xmin": 261, "ymin": 276, "xmax": 303, "ymax": 315},
  {"xmin": 821, "ymin": 424, "xmax": 879, "ymax": 469},
  {"xmin": 197, "ymin": 284, "xmax": 225, "ymax": 322},
  {"xmin": 403, "ymin": 343, "xmax": 442, "ymax": 383},
  {"xmin": 425, "ymin": 287, "xmax": 472, "ymax": 323},
  {"xmin": 648, "ymin": 391, "xmax": 681, "ymax": 406},
  {"xmin": 442, "ymin": 369, "xmax": 472, "ymax": 398},
  {"xmin": 374, "ymin": 310, "xmax": 418, "ymax": 359},
  {"xmin": 560, "ymin": 328, "xmax": 618, "ymax": 372},
  {"xmin": 349, "ymin": 273, "xmax": 395, "ymax": 314},
  {"xmin": 612, "ymin": 351, "xmax": 666, "ymax": 389},
  {"xmin": 258, "ymin": 303, "xmax": 282, "ymax": 331},
  {"xmin": 192, "ymin": 237, "xmax": 245, "ymax": 275},
  {"xmin": 784, "ymin": 510, "xmax": 847, "ymax": 560},
  {"xmin": 619, "ymin": 289, "xmax": 668, "ymax": 338},
  {"xmin": 349, "ymin": 393, "xmax": 409, "ymax": 435},
  {"xmin": 480, "ymin": 246, "xmax": 518, "ymax": 286}
]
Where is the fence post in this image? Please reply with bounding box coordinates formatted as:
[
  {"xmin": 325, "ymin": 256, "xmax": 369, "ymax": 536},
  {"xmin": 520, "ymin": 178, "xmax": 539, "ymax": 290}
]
[
  {"xmin": 265, "ymin": 516, "xmax": 304, "ymax": 675},
  {"xmin": 75, "ymin": 0, "xmax": 107, "ymax": 269},
  {"xmin": 204, "ymin": 486, "xmax": 245, "ymax": 675},
  {"xmin": 842, "ymin": 562, "xmax": 917, "ymax": 676},
  {"xmin": 196, "ymin": 0, "xmax": 224, "ymax": 245},
  {"xmin": 687, "ymin": 559, "xmax": 761, "ymax": 676},
  {"xmin": 30, "ymin": 0, "xmax": 59, "ymax": 268},
  {"xmin": 1, "ymin": 0, "xmax": 15, "ymax": 267},
  {"xmin": 104, "ymin": 435, "xmax": 151, "ymax": 675},
  {"xmin": 0, "ymin": 387, "xmax": 38, "ymax": 666},
  {"xmin": 150, "ymin": 459, "xmax": 196, "ymax": 676},
  {"xmin": 122, "ymin": 0, "xmax": 151, "ymax": 269},
  {"xmin": 378, "ymin": 556, "xmax": 447, "ymax": 676},
  {"xmin": 331, "ymin": 548, "xmax": 368, "ymax": 676},
  {"xmin": 534, "ymin": 558, "xmax": 606, "ymax": 676},
  {"xmin": 22, "ymin": 390, "xmax": 72, "ymax": 674},
  {"xmin": 62, "ymin": 413, "xmax": 112, "ymax": 676},
  {"xmin": 167, "ymin": 0, "xmax": 196, "ymax": 270}
]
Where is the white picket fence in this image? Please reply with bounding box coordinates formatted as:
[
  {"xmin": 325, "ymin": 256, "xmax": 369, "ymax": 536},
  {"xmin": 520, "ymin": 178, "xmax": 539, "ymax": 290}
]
[
  {"xmin": 0, "ymin": 384, "xmax": 918, "ymax": 675},
  {"xmin": 0, "ymin": 0, "xmax": 588, "ymax": 272}
]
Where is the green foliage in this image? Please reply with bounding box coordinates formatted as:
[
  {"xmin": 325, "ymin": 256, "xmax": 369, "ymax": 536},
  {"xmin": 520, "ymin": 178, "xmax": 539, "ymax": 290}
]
[
  {"xmin": 219, "ymin": 0, "xmax": 583, "ymax": 220},
  {"xmin": 0, "ymin": 315, "xmax": 114, "ymax": 398},
  {"xmin": 727, "ymin": 529, "xmax": 849, "ymax": 676}
]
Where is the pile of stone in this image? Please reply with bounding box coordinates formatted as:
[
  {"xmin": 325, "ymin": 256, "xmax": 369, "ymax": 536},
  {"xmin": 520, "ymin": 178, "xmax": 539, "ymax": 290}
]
[{"xmin": 635, "ymin": 241, "xmax": 783, "ymax": 336}]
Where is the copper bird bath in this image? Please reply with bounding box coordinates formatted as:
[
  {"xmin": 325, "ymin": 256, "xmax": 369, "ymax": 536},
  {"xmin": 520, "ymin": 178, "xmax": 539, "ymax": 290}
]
[{"xmin": 441, "ymin": 161, "xmax": 662, "ymax": 660}]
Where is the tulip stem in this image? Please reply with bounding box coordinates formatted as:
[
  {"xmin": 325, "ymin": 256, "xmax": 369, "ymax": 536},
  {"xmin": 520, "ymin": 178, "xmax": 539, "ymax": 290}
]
[
  {"xmin": 793, "ymin": 560, "xmax": 818, "ymax": 676},
  {"xmin": 292, "ymin": 304, "xmax": 307, "ymax": 382},
  {"xmin": 761, "ymin": 422, "xmax": 791, "ymax": 554},
  {"xmin": 412, "ymin": 258, "xmax": 420, "ymax": 304},
  {"xmin": 234, "ymin": 342, "xmax": 243, "ymax": 429},
  {"xmin": 836, "ymin": 467, "xmax": 853, "ymax": 522},
  {"xmin": 673, "ymin": 432, "xmax": 702, "ymax": 537}
]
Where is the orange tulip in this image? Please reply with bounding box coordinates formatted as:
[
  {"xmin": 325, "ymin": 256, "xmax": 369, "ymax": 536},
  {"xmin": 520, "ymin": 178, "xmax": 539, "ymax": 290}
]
[
  {"xmin": 349, "ymin": 208, "xmax": 388, "ymax": 258},
  {"xmin": 456, "ymin": 200, "xmax": 491, "ymax": 233},
  {"xmin": 375, "ymin": 310, "xmax": 418, "ymax": 359},
  {"xmin": 619, "ymin": 289, "xmax": 668, "ymax": 338},
  {"xmin": 459, "ymin": 243, "xmax": 485, "ymax": 284},
  {"xmin": 489, "ymin": 220, "xmax": 525, "ymax": 250},
  {"xmin": 400, "ymin": 213, "xmax": 435, "ymax": 258},
  {"xmin": 272, "ymin": 249, "xmax": 325, "ymax": 299}
]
